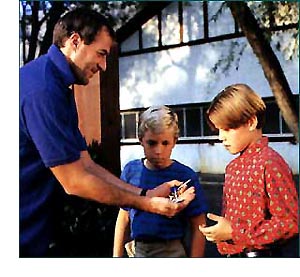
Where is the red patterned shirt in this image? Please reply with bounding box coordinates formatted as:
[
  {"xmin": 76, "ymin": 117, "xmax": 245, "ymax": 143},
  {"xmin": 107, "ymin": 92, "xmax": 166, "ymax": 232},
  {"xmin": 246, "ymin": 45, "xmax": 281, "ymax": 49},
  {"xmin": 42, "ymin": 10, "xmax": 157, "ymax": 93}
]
[{"xmin": 217, "ymin": 136, "xmax": 298, "ymax": 255}]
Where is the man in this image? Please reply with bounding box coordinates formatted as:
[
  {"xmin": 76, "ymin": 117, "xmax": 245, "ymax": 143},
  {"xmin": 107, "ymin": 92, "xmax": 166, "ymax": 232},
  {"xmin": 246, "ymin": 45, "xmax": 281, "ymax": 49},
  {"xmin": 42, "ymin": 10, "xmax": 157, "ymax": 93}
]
[{"xmin": 19, "ymin": 7, "xmax": 195, "ymax": 257}]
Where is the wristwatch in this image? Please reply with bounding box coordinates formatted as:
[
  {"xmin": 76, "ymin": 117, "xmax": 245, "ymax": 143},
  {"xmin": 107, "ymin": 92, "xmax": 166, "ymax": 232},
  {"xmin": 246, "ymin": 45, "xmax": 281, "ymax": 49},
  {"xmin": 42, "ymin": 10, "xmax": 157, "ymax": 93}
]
[{"xmin": 140, "ymin": 188, "xmax": 148, "ymax": 196}]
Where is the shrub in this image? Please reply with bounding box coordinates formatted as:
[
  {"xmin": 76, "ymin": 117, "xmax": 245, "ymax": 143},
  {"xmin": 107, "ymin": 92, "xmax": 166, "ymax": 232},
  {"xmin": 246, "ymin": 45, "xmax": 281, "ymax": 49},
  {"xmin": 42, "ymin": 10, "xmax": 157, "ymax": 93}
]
[{"xmin": 51, "ymin": 140, "xmax": 119, "ymax": 257}]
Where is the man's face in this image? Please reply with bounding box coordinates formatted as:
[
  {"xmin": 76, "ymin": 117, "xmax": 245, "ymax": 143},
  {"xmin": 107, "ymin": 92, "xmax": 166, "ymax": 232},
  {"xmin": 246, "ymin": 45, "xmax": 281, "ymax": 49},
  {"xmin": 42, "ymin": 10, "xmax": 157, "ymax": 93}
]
[{"xmin": 71, "ymin": 27, "xmax": 113, "ymax": 85}]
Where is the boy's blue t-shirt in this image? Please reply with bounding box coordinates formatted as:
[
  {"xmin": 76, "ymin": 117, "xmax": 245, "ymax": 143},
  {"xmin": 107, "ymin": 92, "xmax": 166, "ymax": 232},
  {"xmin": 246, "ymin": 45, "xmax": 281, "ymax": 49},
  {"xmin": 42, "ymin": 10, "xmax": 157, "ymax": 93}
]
[
  {"xmin": 19, "ymin": 45, "xmax": 87, "ymax": 255},
  {"xmin": 121, "ymin": 159, "xmax": 208, "ymax": 240}
]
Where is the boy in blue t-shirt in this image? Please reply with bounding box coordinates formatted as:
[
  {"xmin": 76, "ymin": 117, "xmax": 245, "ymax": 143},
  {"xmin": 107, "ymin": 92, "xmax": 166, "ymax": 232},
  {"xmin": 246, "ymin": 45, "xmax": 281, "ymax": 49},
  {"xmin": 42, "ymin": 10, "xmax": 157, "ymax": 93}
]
[{"xmin": 113, "ymin": 106, "xmax": 208, "ymax": 257}]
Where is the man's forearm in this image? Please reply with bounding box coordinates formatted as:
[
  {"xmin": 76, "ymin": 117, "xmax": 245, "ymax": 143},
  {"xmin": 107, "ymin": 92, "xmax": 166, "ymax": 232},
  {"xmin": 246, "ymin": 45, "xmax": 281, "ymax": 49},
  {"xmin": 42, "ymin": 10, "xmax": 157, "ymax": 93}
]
[
  {"xmin": 70, "ymin": 170, "xmax": 150, "ymax": 210},
  {"xmin": 86, "ymin": 158, "xmax": 142, "ymax": 195},
  {"xmin": 86, "ymin": 153, "xmax": 141, "ymax": 195}
]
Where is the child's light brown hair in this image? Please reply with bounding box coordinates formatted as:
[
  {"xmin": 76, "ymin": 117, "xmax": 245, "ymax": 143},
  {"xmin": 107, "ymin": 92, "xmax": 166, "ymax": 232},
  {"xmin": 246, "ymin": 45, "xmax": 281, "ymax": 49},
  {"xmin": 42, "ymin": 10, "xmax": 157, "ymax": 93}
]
[
  {"xmin": 138, "ymin": 105, "xmax": 180, "ymax": 140},
  {"xmin": 206, "ymin": 84, "xmax": 266, "ymax": 130}
]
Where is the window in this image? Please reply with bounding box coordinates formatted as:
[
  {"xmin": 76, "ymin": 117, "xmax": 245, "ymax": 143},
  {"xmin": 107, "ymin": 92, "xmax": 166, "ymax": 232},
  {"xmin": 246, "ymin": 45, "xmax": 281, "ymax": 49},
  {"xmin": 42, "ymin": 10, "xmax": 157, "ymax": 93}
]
[
  {"xmin": 203, "ymin": 106, "xmax": 218, "ymax": 136},
  {"xmin": 119, "ymin": 1, "xmax": 243, "ymax": 57},
  {"xmin": 186, "ymin": 108, "xmax": 201, "ymax": 137},
  {"xmin": 263, "ymin": 101, "xmax": 280, "ymax": 134},
  {"xmin": 174, "ymin": 109, "xmax": 184, "ymax": 137},
  {"xmin": 123, "ymin": 113, "xmax": 137, "ymax": 139},
  {"xmin": 282, "ymin": 96, "xmax": 299, "ymax": 134},
  {"xmin": 142, "ymin": 15, "xmax": 159, "ymax": 48},
  {"xmin": 182, "ymin": 1, "xmax": 204, "ymax": 42},
  {"xmin": 120, "ymin": 96, "xmax": 297, "ymax": 144}
]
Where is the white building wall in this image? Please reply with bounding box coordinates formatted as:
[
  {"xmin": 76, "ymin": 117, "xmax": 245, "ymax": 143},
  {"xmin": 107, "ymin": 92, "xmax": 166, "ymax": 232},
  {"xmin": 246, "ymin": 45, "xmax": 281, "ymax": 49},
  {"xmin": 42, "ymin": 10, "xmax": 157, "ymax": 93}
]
[
  {"xmin": 121, "ymin": 142, "xmax": 299, "ymax": 174},
  {"xmin": 119, "ymin": 2, "xmax": 299, "ymax": 175},
  {"xmin": 119, "ymin": 39, "xmax": 298, "ymax": 110}
]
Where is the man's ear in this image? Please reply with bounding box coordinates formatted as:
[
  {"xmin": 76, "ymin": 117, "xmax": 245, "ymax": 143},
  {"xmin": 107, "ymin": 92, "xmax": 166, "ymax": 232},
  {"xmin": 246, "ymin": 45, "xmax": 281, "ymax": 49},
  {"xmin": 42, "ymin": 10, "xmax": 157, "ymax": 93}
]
[
  {"xmin": 70, "ymin": 32, "xmax": 81, "ymax": 49},
  {"xmin": 248, "ymin": 116, "xmax": 258, "ymax": 131}
]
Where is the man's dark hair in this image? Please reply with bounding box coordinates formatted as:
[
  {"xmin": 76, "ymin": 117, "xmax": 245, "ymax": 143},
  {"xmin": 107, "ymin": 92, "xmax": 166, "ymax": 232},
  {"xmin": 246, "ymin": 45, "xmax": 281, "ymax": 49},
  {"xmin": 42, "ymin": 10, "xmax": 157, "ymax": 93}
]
[{"xmin": 53, "ymin": 7, "xmax": 116, "ymax": 47}]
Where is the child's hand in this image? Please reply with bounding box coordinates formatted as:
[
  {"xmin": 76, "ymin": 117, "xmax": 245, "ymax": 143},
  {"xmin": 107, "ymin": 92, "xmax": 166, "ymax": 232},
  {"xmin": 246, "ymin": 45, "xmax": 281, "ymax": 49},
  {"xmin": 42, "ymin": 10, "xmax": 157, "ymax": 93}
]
[
  {"xmin": 169, "ymin": 179, "xmax": 191, "ymax": 203},
  {"xmin": 199, "ymin": 213, "xmax": 233, "ymax": 242},
  {"xmin": 148, "ymin": 186, "xmax": 195, "ymax": 217},
  {"xmin": 177, "ymin": 186, "xmax": 195, "ymax": 204}
]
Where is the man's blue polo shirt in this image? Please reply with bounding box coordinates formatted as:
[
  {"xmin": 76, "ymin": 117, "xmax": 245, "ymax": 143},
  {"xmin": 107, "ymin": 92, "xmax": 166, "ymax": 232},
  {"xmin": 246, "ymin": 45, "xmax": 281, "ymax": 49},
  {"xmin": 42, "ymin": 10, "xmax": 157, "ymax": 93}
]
[{"xmin": 19, "ymin": 45, "xmax": 87, "ymax": 256}]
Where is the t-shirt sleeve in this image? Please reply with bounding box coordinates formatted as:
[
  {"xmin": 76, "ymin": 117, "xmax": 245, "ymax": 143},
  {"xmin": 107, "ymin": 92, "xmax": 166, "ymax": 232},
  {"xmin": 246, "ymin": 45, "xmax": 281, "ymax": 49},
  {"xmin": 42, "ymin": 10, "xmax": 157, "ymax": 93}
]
[{"xmin": 184, "ymin": 173, "xmax": 209, "ymax": 217}]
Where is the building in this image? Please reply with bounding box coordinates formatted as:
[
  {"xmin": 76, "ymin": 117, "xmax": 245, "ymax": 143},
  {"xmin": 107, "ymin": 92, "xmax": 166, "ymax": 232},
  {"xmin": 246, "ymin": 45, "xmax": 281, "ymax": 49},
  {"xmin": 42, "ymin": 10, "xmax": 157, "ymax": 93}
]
[{"xmin": 116, "ymin": 1, "xmax": 299, "ymax": 176}]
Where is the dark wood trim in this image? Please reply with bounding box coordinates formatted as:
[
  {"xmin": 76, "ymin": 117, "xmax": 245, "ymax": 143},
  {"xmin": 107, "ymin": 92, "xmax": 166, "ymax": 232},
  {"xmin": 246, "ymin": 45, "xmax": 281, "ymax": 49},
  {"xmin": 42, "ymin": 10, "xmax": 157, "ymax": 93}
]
[
  {"xmin": 119, "ymin": 19, "xmax": 299, "ymax": 57},
  {"xmin": 120, "ymin": 23, "xmax": 297, "ymax": 57},
  {"xmin": 158, "ymin": 10, "xmax": 162, "ymax": 47},
  {"xmin": 99, "ymin": 45, "xmax": 121, "ymax": 176},
  {"xmin": 138, "ymin": 27, "xmax": 143, "ymax": 50},
  {"xmin": 203, "ymin": 1, "xmax": 209, "ymax": 39},
  {"xmin": 178, "ymin": 1, "xmax": 183, "ymax": 44},
  {"xmin": 120, "ymin": 32, "xmax": 244, "ymax": 57},
  {"xmin": 116, "ymin": 1, "xmax": 172, "ymax": 43}
]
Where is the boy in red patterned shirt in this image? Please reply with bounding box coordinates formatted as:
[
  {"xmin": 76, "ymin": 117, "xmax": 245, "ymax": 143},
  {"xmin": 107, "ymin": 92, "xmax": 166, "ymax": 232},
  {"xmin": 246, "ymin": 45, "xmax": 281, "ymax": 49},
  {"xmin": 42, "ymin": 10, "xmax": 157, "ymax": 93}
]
[{"xmin": 199, "ymin": 84, "xmax": 298, "ymax": 257}]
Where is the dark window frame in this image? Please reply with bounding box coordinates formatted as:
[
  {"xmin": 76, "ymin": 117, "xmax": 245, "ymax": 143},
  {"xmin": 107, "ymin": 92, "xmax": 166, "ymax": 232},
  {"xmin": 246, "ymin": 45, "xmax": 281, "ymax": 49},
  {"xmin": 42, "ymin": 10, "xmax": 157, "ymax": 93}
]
[{"xmin": 119, "ymin": 1, "xmax": 297, "ymax": 57}]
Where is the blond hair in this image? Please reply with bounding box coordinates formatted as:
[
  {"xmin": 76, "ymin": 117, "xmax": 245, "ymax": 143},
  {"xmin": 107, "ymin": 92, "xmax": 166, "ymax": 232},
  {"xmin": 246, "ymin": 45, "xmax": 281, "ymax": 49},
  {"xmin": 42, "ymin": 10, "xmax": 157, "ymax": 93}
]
[
  {"xmin": 138, "ymin": 105, "xmax": 180, "ymax": 139},
  {"xmin": 206, "ymin": 84, "xmax": 266, "ymax": 130}
]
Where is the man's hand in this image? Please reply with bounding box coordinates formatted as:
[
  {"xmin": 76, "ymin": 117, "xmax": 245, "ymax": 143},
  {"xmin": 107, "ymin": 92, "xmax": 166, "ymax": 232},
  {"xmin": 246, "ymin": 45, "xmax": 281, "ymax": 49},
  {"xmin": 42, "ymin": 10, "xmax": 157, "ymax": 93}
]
[
  {"xmin": 198, "ymin": 213, "xmax": 233, "ymax": 242},
  {"xmin": 148, "ymin": 186, "xmax": 195, "ymax": 217},
  {"xmin": 147, "ymin": 180, "xmax": 190, "ymax": 198}
]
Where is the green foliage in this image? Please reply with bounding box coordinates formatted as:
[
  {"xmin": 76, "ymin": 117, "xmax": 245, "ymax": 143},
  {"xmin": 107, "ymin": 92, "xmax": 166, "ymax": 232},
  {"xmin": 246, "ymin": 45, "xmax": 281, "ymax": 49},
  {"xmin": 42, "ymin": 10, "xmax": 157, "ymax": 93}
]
[
  {"xmin": 20, "ymin": 1, "xmax": 143, "ymax": 63},
  {"xmin": 247, "ymin": 1, "xmax": 299, "ymax": 60},
  {"xmin": 211, "ymin": 1, "xmax": 298, "ymax": 77}
]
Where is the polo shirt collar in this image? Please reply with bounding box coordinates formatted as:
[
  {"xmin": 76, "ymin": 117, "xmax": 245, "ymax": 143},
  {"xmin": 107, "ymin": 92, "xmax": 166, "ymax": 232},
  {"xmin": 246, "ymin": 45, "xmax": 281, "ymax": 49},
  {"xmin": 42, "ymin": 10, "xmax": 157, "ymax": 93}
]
[{"xmin": 47, "ymin": 44, "xmax": 76, "ymax": 87}]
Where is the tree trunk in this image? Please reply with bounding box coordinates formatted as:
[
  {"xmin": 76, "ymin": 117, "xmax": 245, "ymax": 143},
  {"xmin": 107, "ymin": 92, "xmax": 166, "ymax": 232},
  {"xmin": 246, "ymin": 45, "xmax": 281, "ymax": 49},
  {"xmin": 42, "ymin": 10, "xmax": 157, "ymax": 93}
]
[
  {"xmin": 20, "ymin": 2, "xmax": 27, "ymax": 64},
  {"xmin": 227, "ymin": 1, "xmax": 299, "ymax": 142},
  {"xmin": 99, "ymin": 45, "xmax": 121, "ymax": 177},
  {"xmin": 39, "ymin": 2, "xmax": 66, "ymax": 56},
  {"xmin": 27, "ymin": 1, "xmax": 41, "ymax": 63}
]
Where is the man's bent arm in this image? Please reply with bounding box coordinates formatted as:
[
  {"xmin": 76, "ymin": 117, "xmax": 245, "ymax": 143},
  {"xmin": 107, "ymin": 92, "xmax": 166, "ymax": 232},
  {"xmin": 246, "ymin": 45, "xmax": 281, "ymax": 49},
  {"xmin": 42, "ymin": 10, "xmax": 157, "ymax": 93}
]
[
  {"xmin": 50, "ymin": 155, "xmax": 195, "ymax": 216},
  {"xmin": 80, "ymin": 150, "xmax": 178, "ymax": 198}
]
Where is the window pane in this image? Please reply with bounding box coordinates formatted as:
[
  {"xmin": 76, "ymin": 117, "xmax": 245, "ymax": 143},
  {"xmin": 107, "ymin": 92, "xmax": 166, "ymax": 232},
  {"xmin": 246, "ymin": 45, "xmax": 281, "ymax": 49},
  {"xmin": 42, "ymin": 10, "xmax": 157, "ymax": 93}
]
[
  {"xmin": 142, "ymin": 16, "xmax": 159, "ymax": 48},
  {"xmin": 186, "ymin": 108, "xmax": 201, "ymax": 136},
  {"xmin": 120, "ymin": 32, "xmax": 139, "ymax": 52},
  {"xmin": 282, "ymin": 95, "xmax": 299, "ymax": 133},
  {"xmin": 208, "ymin": 1, "xmax": 235, "ymax": 37},
  {"xmin": 124, "ymin": 113, "xmax": 137, "ymax": 139},
  {"xmin": 203, "ymin": 106, "xmax": 218, "ymax": 136},
  {"xmin": 161, "ymin": 2, "xmax": 180, "ymax": 45},
  {"xmin": 174, "ymin": 109, "xmax": 184, "ymax": 137},
  {"xmin": 282, "ymin": 118, "xmax": 291, "ymax": 133},
  {"xmin": 183, "ymin": 1, "xmax": 204, "ymax": 42},
  {"xmin": 263, "ymin": 102, "xmax": 280, "ymax": 134}
]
